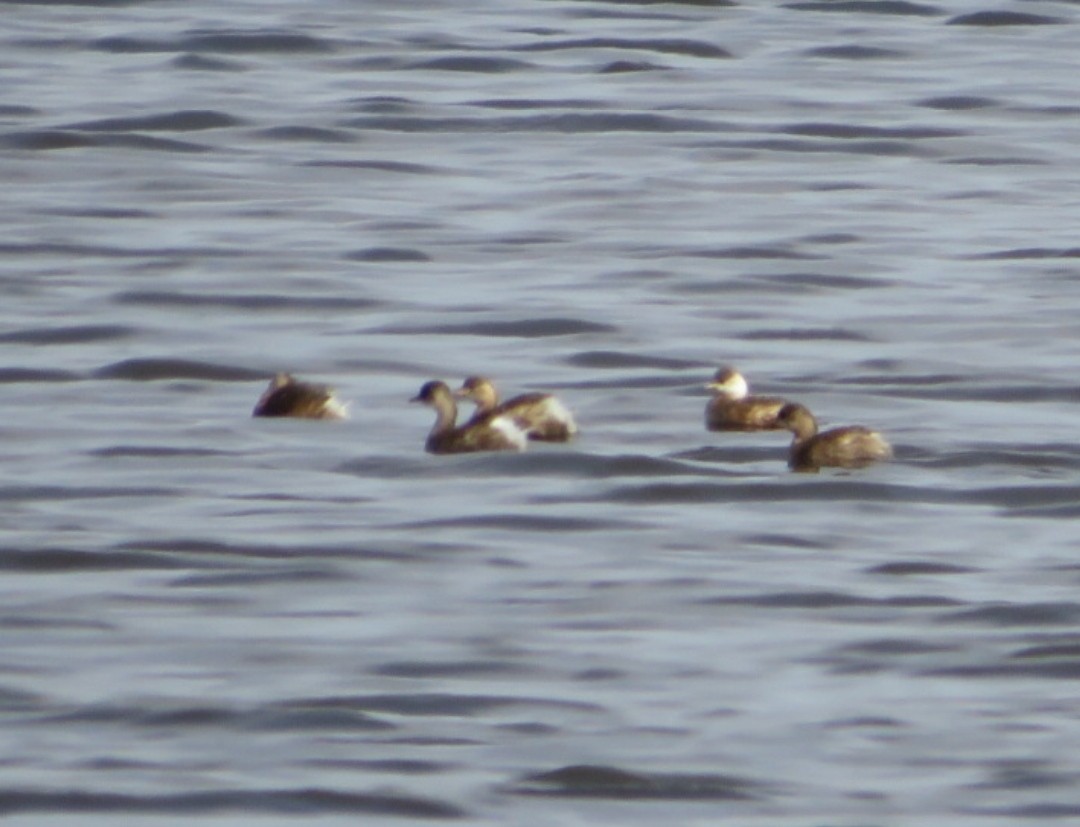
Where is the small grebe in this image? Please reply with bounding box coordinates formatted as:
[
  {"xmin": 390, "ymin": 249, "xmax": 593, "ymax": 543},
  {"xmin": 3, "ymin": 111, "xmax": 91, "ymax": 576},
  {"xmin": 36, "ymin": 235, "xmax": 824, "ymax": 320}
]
[
  {"xmin": 776, "ymin": 402, "xmax": 892, "ymax": 472},
  {"xmin": 252, "ymin": 373, "xmax": 348, "ymax": 420},
  {"xmin": 455, "ymin": 376, "xmax": 578, "ymax": 442},
  {"xmin": 411, "ymin": 380, "xmax": 527, "ymax": 454},
  {"xmin": 705, "ymin": 366, "xmax": 788, "ymax": 431}
]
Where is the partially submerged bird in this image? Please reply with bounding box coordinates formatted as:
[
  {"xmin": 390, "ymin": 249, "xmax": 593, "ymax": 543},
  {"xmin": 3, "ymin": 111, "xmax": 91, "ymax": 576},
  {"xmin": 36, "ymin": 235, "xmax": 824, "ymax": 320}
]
[
  {"xmin": 776, "ymin": 402, "xmax": 892, "ymax": 472},
  {"xmin": 705, "ymin": 366, "xmax": 788, "ymax": 431},
  {"xmin": 252, "ymin": 373, "xmax": 348, "ymax": 420},
  {"xmin": 455, "ymin": 375, "xmax": 577, "ymax": 442},
  {"xmin": 411, "ymin": 380, "xmax": 527, "ymax": 454}
]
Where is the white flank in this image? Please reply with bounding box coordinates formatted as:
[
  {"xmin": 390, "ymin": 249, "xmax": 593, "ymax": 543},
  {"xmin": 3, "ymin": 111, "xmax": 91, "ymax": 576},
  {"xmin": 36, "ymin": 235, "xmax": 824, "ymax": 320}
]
[
  {"xmin": 870, "ymin": 432, "xmax": 894, "ymax": 459},
  {"xmin": 490, "ymin": 414, "xmax": 528, "ymax": 450},
  {"xmin": 541, "ymin": 397, "xmax": 578, "ymax": 434},
  {"xmin": 321, "ymin": 395, "xmax": 350, "ymax": 420}
]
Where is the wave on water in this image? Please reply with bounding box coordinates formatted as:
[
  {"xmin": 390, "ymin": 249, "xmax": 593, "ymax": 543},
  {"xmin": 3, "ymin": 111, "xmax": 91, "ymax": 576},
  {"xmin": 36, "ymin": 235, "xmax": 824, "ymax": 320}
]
[
  {"xmin": 344, "ymin": 247, "xmax": 432, "ymax": 262},
  {"xmin": 706, "ymin": 589, "xmax": 958, "ymax": 611},
  {"xmin": 785, "ymin": 1, "xmax": 944, "ymax": 15},
  {"xmin": 408, "ymin": 56, "xmax": 535, "ymax": 73},
  {"xmin": 91, "ymin": 31, "xmax": 337, "ymax": 55},
  {"xmin": 343, "ymin": 113, "xmax": 722, "ymax": 133},
  {"xmin": 0, "ymin": 368, "xmax": 79, "ymax": 383},
  {"xmin": 804, "ymin": 45, "xmax": 908, "ymax": 59},
  {"xmin": 63, "ymin": 110, "xmax": 240, "ymax": 132},
  {"xmin": 339, "ymin": 451, "xmax": 704, "ymax": 482},
  {"xmin": 970, "ymin": 247, "xmax": 1080, "ymax": 260},
  {"xmin": 252, "ymin": 125, "xmax": 356, "ymax": 143},
  {"xmin": 0, "ymin": 788, "xmax": 465, "ymax": 818},
  {"xmin": 93, "ymin": 358, "xmax": 264, "ymax": 381},
  {"xmin": 373, "ymin": 318, "xmax": 618, "ymax": 337},
  {"xmin": 0, "ymin": 242, "xmax": 243, "ymax": 259},
  {"xmin": 0, "ymin": 325, "xmax": 135, "ymax": 345},
  {"xmin": 0, "ymin": 130, "xmax": 212, "ymax": 153},
  {"xmin": 917, "ymin": 95, "xmax": 999, "ymax": 110},
  {"xmin": 947, "ymin": 11, "xmax": 1065, "ymax": 26},
  {"xmin": 572, "ymin": 0, "xmax": 738, "ymax": 7},
  {"xmin": 511, "ymin": 764, "xmax": 766, "ymax": 801},
  {"xmin": 399, "ymin": 513, "xmax": 632, "ymax": 532},
  {"xmin": 113, "ymin": 290, "xmax": 382, "ymax": 312},
  {"xmin": 778, "ymin": 122, "xmax": 963, "ymax": 141},
  {"xmin": 739, "ymin": 326, "xmax": 873, "ymax": 342},
  {"xmin": 0, "ymin": 546, "xmax": 187, "ymax": 572},
  {"xmin": 510, "ymin": 37, "xmax": 733, "ymax": 59},
  {"xmin": 303, "ymin": 158, "xmax": 439, "ymax": 173}
]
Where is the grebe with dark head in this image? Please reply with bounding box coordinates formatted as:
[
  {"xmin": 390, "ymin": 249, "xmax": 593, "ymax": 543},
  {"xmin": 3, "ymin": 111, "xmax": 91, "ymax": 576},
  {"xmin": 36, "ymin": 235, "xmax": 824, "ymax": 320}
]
[
  {"xmin": 776, "ymin": 402, "xmax": 892, "ymax": 472},
  {"xmin": 455, "ymin": 376, "xmax": 577, "ymax": 442},
  {"xmin": 252, "ymin": 373, "xmax": 348, "ymax": 420},
  {"xmin": 705, "ymin": 366, "xmax": 788, "ymax": 431},
  {"xmin": 411, "ymin": 380, "xmax": 527, "ymax": 454}
]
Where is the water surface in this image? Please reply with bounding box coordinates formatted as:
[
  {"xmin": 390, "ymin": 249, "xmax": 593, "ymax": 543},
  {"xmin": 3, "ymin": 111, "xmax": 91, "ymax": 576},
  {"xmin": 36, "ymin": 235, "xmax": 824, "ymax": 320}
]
[{"xmin": 3, "ymin": 0, "xmax": 1080, "ymax": 823}]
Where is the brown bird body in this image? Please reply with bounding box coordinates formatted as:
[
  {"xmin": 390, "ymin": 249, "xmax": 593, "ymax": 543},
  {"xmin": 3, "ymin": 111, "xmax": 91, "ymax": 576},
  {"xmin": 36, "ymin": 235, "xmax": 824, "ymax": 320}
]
[
  {"xmin": 705, "ymin": 367, "xmax": 788, "ymax": 431},
  {"xmin": 252, "ymin": 373, "xmax": 348, "ymax": 420},
  {"xmin": 456, "ymin": 376, "xmax": 577, "ymax": 442},
  {"xmin": 411, "ymin": 380, "xmax": 526, "ymax": 454},
  {"xmin": 776, "ymin": 402, "xmax": 892, "ymax": 471}
]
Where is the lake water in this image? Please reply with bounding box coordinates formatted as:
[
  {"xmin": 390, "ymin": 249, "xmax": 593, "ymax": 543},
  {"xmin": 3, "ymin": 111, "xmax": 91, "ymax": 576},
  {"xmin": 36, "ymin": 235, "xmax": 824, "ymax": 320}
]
[{"xmin": 3, "ymin": 0, "xmax": 1080, "ymax": 823}]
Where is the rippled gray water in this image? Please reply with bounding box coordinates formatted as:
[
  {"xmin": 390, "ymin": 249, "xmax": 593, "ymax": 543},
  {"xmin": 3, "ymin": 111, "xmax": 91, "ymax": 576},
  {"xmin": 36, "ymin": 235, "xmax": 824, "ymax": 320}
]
[{"xmin": 3, "ymin": 0, "xmax": 1080, "ymax": 823}]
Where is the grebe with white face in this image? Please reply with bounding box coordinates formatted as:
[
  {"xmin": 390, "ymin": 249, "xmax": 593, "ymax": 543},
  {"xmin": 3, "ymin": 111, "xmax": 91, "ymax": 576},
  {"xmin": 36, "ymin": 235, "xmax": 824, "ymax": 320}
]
[
  {"xmin": 776, "ymin": 402, "xmax": 892, "ymax": 472},
  {"xmin": 705, "ymin": 366, "xmax": 788, "ymax": 431},
  {"xmin": 455, "ymin": 376, "xmax": 577, "ymax": 442},
  {"xmin": 252, "ymin": 373, "xmax": 348, "ymax": 420},
  {"xmin": 411, "ymin": 380, "xmax": 527, "ymax": 454}
]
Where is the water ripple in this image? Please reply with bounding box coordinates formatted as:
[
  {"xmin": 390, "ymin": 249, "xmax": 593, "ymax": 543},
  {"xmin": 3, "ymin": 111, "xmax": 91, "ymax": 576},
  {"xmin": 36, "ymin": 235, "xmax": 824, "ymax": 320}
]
[
  {"xmin": 936, "ymin": 603, "xmax": 1080, "ymax": 628},
  {"xmin": 0, "ymin": 547, "xmax": 185, "ymax": 573},
  {"xmin": 64, "ymin": 110, "xmax": 240, "ymax": 132},
  {"xmin": 709, "ymin": 590, "xmax": 957, "ymax": 611},
  {"xmin": 0, "ymin": 368, "xmax": 79, "ymax": 383},
  {"xmin": 252, "ymin": 125, "xmax": 356, "ymax": 143},
  {"xmin": 786, "ymin": 1, "xmax": 943, "ymax": 15},
  {"xmin": 0, "ymin": 242, "xmax": 243, "ymax": 259},
  {"xmin": 375, "ymin": 318, "xmax": 617, "ymax": 337},
  {"xmin": 947, "ymin": 11, "xmax": 1064, "ymax": 26},
  {"xmin": 599, "ymin": 59, "xmax": 668, "ymax": 73},
  {"xmin": 48, "ymin": 700, "xmax": 394, "ymax": 732},
  {"xmin": 512, "ymin": 764, "xmax": 765, "ymax": 801},
  {"xmin": 92, "ymin": 358, "xmax": 264, "ymax": 381},
  {"xmin": 303, "ymin": 692, "xmax": 604, "ymax": 717},
  {"xmin": 402, "ymin": 514, "xmax": 632, "ymax": 532},
  {"xmin": 512, "ymin": 37, "xmax": 732, "ymax": 59},
  {"xmin": 918, "ymin": 95, "xmax": 999, "ymax": 110},
  {"xmin": 344, "ymin": 113, "xmax": 721, "ymax": 133},
  {"xmin": 92, "ymin": 31, "xmax": 338, "ymax": 54},
  {"xmin": 0, "ymin": 325, "xmax": 135, "ymax": 345},
  {"xmin": 971, "ymin": 246, "xmax": 1080, "ymax": 260},
  {"xmin": 114, "ymin": 290, "xmax": 381, "ymax": 312},
  {"xmin": 344, "ymin": 247, "xmax": 432, "ymax": 262},
  {"xmin": 409, "ymin": 56, "xmax": 534, "ymax": 73},
  {"xmin": 564, "ymin": 350, "xmax": 700, "ymax": 370},
  {"xmin": 780, "ymin": 122, "xmax": 963, "ymax": 140},
  {"xmin": 303, "ymin": 159, "xmax": 439, "ymax": 174},
  {"xmin": 0, "ymin": 130, "xmax": 212, "ymax": 153},
  {"xmin": 805, "ymin": 45, "xmax": 908, "ymax": 60},
  {"xmin": 867, "ymin": 561, "xmax": 978, "ymax": 576},
  {"xmin": 0, "ymin": 788, "xmax": 464, "ymax": 818}
]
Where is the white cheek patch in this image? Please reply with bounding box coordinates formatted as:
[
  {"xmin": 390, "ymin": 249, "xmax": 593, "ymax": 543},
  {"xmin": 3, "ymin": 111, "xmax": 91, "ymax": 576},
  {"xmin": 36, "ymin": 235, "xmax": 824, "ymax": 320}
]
[{"xmin": 726, "ymin": 373, "xmax": 749, "ymax": 400}]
